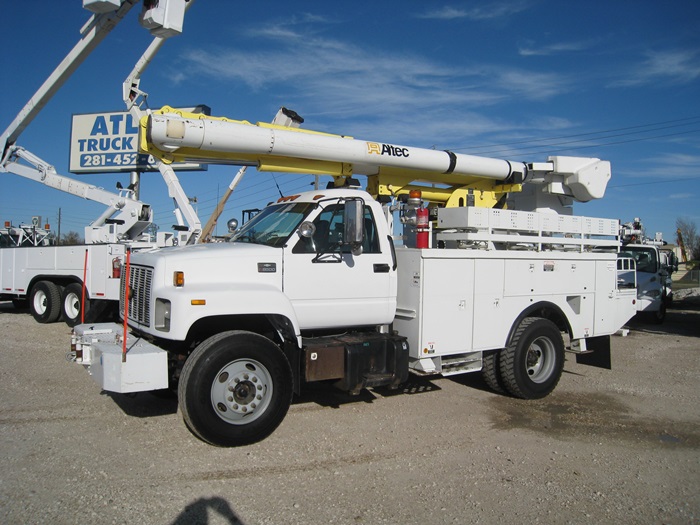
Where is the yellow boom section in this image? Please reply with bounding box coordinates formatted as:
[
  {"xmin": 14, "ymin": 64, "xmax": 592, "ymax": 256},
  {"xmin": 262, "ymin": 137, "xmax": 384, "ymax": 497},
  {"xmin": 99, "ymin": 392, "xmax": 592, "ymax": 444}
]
[{"xmin": 140, "ymin": 106, "xmax": 521, "ymax": 207}]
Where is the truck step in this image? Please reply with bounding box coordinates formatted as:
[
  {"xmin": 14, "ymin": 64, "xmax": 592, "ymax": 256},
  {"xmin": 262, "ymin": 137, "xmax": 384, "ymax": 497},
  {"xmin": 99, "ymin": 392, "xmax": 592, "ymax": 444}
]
[
  {"xmin": 362, "ymin": 372, "xmax": 398, "ymax": 387},
  {"xmin": 440, "ymin": 353, "xmax": 482, "ymax": 376}
]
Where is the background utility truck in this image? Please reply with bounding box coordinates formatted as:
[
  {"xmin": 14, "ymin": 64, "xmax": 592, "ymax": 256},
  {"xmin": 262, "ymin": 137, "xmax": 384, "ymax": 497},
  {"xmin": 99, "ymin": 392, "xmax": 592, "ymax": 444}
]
[
  {"xmin": 0, "ymin": 0, "xmax": 213, "ymax": 325},
  {"xmin": 72, "ymin": 106, "xmax": 638, "ymax": 446},
  {"xmin": 619, "ymin": 218, "xmax": 678, "ymax": 324}
]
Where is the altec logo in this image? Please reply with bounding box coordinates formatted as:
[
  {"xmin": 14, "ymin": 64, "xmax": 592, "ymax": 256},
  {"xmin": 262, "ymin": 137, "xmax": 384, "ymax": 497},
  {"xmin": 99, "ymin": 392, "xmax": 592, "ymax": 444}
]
[{"xmin": 366, "ymin": 142, "xmax": 410, "ymax": 158}]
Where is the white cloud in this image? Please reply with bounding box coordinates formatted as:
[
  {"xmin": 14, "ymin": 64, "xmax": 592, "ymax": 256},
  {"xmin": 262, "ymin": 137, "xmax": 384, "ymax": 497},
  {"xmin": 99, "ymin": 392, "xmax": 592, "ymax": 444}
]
[
  {"xmin": 178, "ymin": 33, "xmax": 568, "ymax": 111},
  {"xmin": 646, "ymin": 152, "xmax": 700, "ymax": 168},
  {"xmin": 518, "ymin": 39, "xmax": 599, "ymax": 57},
  {"xmin": 669, "ymin": 193, "xmax": 694, "ymax": 199},
  {"xmin": 493, "ymin": 69, "xmax": 568, "ymax": 100},
  {"xmin": 172, "ymin": 15, "xmax": 575, "ymax": 146},
  {"xmin": 610, "ymin": 49, "xmax": 700, "ymax": 87},
  {"xmin": 616, "ymin": 152, "xmax": 700, "ymax": 179},
  {"xmin": 416, "ymin": 1, "xmax": 532, "ymax": 21}
]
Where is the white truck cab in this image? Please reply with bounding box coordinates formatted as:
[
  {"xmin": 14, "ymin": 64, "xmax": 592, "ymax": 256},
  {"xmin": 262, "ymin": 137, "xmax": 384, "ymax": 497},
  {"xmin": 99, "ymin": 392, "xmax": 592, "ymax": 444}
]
[{"xmin": 126, "ymin": 189, "xmax": 397, "ymax": 340}]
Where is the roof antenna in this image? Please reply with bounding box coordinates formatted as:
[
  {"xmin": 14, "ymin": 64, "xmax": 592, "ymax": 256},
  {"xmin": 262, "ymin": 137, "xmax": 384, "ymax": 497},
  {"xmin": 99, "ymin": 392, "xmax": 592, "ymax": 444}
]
[{"xmin": 271, "ymin": 173, "xmax": 284, "ymax": 198}]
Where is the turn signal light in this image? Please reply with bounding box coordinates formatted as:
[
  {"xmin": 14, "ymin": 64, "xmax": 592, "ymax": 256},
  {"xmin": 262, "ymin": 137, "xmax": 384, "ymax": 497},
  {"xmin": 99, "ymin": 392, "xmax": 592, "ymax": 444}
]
[{"xmin": 173, "ymin": 271, "xmax": 185, "ymax": 287}]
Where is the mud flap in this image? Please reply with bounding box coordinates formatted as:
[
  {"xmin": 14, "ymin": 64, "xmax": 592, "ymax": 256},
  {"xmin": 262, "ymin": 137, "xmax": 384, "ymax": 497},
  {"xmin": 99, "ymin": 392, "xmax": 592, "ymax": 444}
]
[{"xmin": 575, "ymin": 335, "xmax": 611, "ymax": 370}]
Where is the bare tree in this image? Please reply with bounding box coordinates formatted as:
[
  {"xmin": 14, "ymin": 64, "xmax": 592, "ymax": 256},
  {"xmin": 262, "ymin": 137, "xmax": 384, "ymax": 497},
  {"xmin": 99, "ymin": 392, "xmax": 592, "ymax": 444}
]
[
  {"xmin": 676, "ymin": 218, "xmax": 699, "ymax": 261},
  {"xmin": 61, "ymin": 231, "xmax": 83, "ymax": 246}
]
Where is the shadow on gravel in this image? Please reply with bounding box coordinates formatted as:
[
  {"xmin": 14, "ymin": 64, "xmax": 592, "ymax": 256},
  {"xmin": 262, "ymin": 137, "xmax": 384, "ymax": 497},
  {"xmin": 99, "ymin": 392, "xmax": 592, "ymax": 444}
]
[
  {"xmin": 102, "ymin": 390, "xmax": 178, "ymax": 418},
  {"xmin": 170, "ymin": 496, "xmax": 246, "ymax": 525},
  {"xmin": 293, "ymin": 375, "xmax": 442, "ymax": 409},
  {"xmin": 626, "ymin": 301, "xmax": 700, "ymax": 338},
  {"xmin": 446, "ymin": 370, "xmax": 494, "ymax": 394},
  {"xmin": 0, "ymin": 301, "xmax": 28, "ymax": 315}
]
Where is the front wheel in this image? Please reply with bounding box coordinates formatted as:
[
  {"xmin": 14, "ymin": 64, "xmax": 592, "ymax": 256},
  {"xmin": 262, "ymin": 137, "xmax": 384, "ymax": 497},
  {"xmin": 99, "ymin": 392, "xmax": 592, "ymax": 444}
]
[
  {"xmin": 499, "ymin": 317, "xmax": 565, "ymax": 399},
  {"xmin": 178, "ymin": 331, "xmax": 293, "ymax": 447},
  {"xmin": 645, "ymin": 300, "xmax": 666, "ymax": 325}
]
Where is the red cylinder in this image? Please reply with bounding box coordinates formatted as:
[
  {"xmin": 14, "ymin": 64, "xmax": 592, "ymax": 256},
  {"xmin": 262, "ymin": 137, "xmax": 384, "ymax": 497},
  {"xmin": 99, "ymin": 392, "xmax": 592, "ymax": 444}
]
[
  {"xmin": 112, "ymin": 257, "xmax": 121, "ymax": 279},
  {"xmin": 416, "ymin": 207, "xmax": 429, "ymax": 249}
]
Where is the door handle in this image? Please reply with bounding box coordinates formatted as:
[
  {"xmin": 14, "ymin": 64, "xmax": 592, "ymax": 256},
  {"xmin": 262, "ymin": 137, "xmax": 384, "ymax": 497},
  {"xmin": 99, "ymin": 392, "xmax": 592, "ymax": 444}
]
[{"xmin": 374, "ymin": 263, "xmax": 390, "ymax": 273}]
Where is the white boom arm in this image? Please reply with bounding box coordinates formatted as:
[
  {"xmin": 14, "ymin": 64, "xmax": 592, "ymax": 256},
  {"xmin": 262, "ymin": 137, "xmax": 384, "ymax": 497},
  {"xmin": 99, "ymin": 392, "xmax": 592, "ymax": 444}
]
[
  {"xmin": 6, "ymin": 147, "xmax": 152, "ymax": 243},
  {"xmin": 143, "ymin": 110, "xmax": 612, "ymax": 203}
]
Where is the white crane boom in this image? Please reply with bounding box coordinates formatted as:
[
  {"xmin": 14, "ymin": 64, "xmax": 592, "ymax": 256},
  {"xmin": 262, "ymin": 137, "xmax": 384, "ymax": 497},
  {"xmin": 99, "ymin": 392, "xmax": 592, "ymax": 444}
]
[{"xmin": 141, "ymin": 108, "xmax": 612, "ymax": 207}]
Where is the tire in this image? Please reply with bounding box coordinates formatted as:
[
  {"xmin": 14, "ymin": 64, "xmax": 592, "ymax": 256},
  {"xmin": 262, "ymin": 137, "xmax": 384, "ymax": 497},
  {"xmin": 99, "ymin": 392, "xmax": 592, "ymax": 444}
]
[
  {"xmin": 499, "ymin": 317, "xmax": 565, "ymax": 399},
  {"xmin": 646, "ymin": 301, "xmax": 666, "ymax": 325},
  {"xmin": 481, "ymin": 350, "xmax": 506, "ymax": 394},
  {"xmin": 29, "ymin": 281, "xmax": 62, "ymax": 324},
  {"xmin": 178, "ymin": 330, "xmax": 293, "ymax": 447},
  {"xmin": 61, "ymin": 283, "xmax": 90, "ymax": 327}
]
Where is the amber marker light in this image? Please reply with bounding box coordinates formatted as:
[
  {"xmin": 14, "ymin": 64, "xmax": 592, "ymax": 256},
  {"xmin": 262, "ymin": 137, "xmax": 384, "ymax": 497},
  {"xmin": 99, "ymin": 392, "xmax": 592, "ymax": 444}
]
[
  {"xmin": 191, "ymin": 299, "xmax": 206, "ymax": 306},
  {"xmin": 173, "ymin": 271, "xmax": 185, "ymax": 287}
]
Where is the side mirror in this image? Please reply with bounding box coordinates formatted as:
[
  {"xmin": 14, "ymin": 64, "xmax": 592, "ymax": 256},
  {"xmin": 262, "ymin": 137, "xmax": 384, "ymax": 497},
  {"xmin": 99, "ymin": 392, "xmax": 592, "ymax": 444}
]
[
  {"xmin": 298, "ymin": 221, "xmax": 316, "ymax": 238},
  {"xmin": 344, "ymin": 199, "xmax": 364, "ymax": 255}
]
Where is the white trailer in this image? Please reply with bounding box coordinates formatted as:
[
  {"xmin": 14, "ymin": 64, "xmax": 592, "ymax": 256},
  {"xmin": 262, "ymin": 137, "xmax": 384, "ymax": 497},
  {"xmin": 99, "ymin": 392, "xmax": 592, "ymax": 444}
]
[{"xmin": 71, "ymin": 104, "xmax": 638, "ymax": 446}]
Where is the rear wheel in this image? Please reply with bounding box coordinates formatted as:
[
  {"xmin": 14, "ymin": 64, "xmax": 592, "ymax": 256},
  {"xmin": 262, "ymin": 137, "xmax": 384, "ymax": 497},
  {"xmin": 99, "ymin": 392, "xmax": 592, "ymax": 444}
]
[
  {"xmin": 29, "ymin": 281, "xmax": 62, "ymax": 323},
  {"xmin": 481, "ymin": 350, "xmax": 506, "ymax": 394},
  {"xmin": 178, "ymin": 331, "xmax": 293, "ymax": 447},
  {"xmin": 61, "ymin": 283, "xmax": 90, "ymax": 327},
  {"xmin": 499, "ymin": 317, "xmax": 565, "ymax": 399}
]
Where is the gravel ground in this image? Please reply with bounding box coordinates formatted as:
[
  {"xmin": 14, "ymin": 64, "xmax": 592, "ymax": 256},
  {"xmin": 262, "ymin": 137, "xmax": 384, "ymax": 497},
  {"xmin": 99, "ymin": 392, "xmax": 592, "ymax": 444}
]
[{"xmin": 0, "ymin": 297, "xmax": 698, "ymax": 525}]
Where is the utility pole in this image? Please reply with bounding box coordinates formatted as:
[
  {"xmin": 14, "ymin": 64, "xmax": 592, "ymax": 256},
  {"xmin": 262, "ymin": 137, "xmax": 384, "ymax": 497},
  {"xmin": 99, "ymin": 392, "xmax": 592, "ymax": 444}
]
[{"xmin": 57, "ymin": 207, "xmax": 61, "ymax": 246}]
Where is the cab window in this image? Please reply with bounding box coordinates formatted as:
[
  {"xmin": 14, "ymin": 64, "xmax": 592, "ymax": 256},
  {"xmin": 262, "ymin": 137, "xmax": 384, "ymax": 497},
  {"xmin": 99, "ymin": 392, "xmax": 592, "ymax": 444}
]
[{"xmin": 293, "ymin": 204, "xmax": 380, "ymax": 254}]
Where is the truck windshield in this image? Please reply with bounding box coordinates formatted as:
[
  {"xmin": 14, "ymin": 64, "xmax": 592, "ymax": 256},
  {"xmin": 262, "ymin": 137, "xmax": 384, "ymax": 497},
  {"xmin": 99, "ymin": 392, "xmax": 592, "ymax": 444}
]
[
  {"xmin": 229, "ymin": 202, "xmax": 315, "ymax": 247},
  {"xmin": 625, "ymin": 246, "xmax": 658, "ymax": 273}
]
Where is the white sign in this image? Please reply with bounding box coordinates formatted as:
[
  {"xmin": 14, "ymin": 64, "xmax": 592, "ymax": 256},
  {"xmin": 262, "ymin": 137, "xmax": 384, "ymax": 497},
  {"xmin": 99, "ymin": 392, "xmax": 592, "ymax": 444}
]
[{"xmin": 69, "ymin": 110, "xmax": 206, "ymax": 174}]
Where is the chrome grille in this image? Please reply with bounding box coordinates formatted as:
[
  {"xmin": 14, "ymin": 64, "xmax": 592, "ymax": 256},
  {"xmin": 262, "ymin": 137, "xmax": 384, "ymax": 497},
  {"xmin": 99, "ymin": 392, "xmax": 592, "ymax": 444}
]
[{"xmin": 120, "ymin": 264, "xmax": 153, "ymax": 326}]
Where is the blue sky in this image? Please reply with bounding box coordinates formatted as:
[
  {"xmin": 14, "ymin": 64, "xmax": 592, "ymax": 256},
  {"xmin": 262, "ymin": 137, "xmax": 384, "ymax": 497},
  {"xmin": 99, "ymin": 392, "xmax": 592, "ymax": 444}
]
[{"xmin": 1, "ymin": 1, "xmax": 699, "ymax": 242}]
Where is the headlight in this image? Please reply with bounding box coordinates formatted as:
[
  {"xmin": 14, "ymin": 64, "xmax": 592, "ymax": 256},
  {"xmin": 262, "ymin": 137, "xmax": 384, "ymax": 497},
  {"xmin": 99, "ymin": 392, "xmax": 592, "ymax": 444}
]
[{"xmin": 155, "ymin": 298, "xmax": 171, "ymax": 332}]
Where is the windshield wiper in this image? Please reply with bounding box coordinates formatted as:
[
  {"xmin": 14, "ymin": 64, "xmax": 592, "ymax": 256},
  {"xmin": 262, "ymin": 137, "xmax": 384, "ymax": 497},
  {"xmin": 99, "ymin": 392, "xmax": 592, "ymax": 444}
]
[{"xmin": 232, "ymin": 233, "xmax": 260, "ymax": 244}]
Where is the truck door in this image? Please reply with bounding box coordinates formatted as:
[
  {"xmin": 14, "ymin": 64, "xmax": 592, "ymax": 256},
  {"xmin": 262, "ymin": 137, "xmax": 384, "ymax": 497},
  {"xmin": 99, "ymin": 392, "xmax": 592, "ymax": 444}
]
[{"xmin": 283, "ymin": 203, "xmax": 396, "ymax": 330}]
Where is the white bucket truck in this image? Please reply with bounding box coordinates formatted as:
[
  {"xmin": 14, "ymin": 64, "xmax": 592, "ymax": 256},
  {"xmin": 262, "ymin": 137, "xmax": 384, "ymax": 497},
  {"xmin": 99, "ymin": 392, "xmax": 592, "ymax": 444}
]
[
  {"xmin": 71, "ymin": 107, "xmax": 638, "ymax": 446},
  {"xmin": 619, "ymin": 218, "xmax": 678, "ymax": 324}
]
